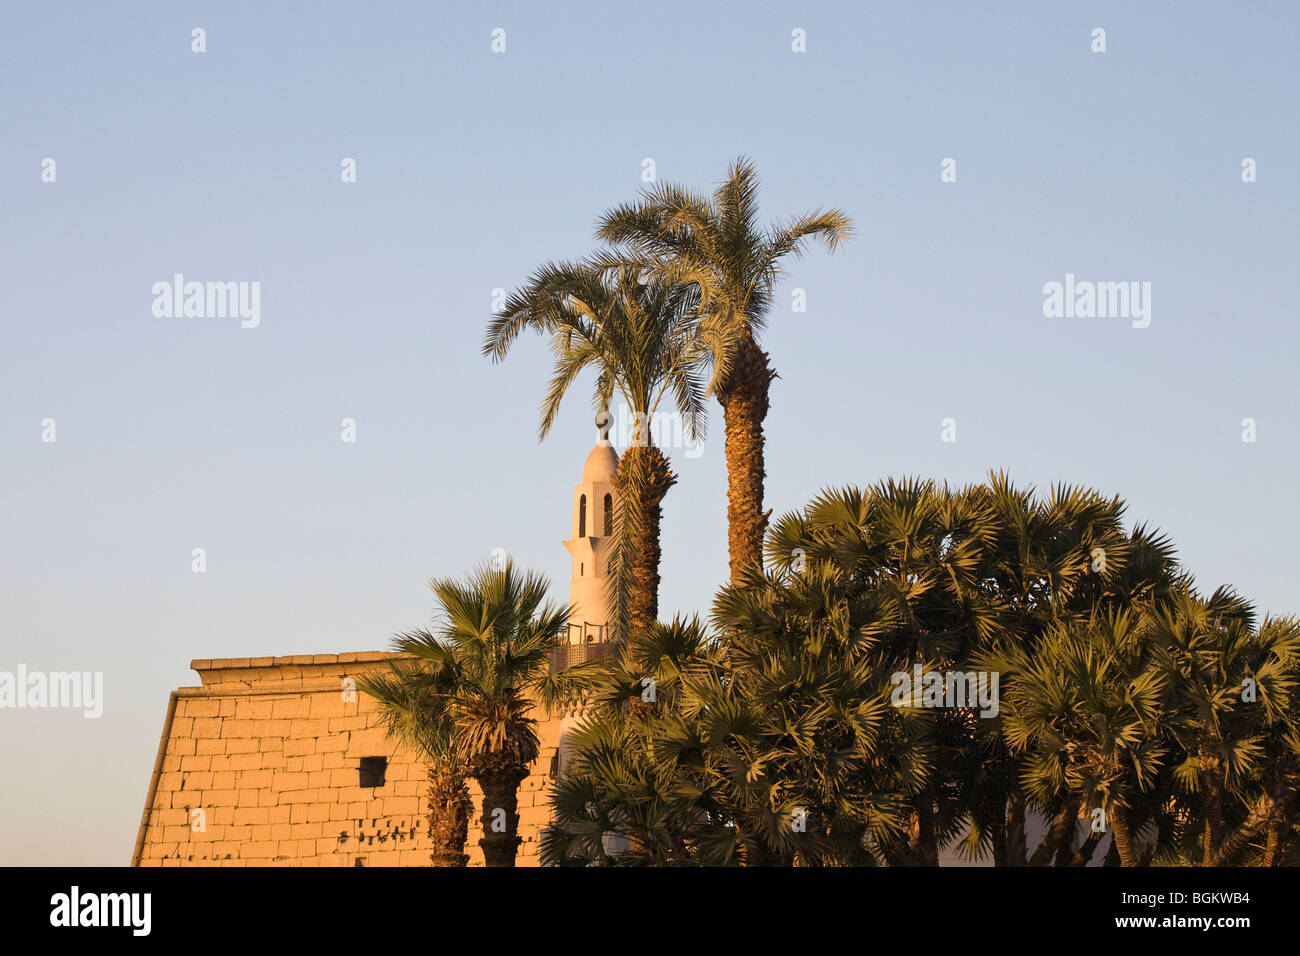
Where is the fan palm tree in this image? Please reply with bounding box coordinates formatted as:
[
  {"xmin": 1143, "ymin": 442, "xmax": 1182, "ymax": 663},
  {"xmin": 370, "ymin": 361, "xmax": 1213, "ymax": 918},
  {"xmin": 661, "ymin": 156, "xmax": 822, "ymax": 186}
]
[
  {"xmin": 1002, "ymin": 611, "xmax": 1170, "ymax": 867},
  {"xmin": 762, "ymin": 475, "xmax": 1184, "ymax": 866},
  {"xmin": 596, "ymin": 157, "xmax": 852, "ymax": 582},
  {"xmin": 369, "ymin": 561, "xmax": 569, "ymax": 866},
  {"xmin": 758, "ymin": 478, "xmax": 1000, "ymax": 866},
  {"xmin": 1151, "ymin": 588, "xmax": 1300, "ymax": 865},
  {"xmin": 357, "ymin": 654, "xmax": 473, "ymax": 866},
  {"xmin": 1253, "ymin": 617, "xmax": 1300, "ymax": 865},
  {"xmin": 484, "ymin": 261, "xmax": 706, "ymax": 646},
  {"xmin": 959, "ymin": 474, "xmax": 1180, "ymax": 865},
  {"xmin": 541, "ymin": 612, "xmax": 912, "ymax": 867},
  {"xmin": 541, "ymin": 475, "xmax": 1300, "ymax": 867},
  {"xmin": 540, "ymin": 618, "xmax": 737, "ymax": 867}
]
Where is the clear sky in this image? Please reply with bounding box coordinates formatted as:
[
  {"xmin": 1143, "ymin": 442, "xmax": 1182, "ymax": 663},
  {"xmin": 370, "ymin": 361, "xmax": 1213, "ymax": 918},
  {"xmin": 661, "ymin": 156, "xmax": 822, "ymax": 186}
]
[{"xmin": 1, "ymin": 1, "xmax": 1296, "ymax": 865}]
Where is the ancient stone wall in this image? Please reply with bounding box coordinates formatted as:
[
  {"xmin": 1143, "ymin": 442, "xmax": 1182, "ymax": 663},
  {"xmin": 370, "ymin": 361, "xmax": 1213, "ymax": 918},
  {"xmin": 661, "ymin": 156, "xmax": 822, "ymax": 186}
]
[{"xmin": 132, "ymin": 653, "xmax": 565, "ymax": 867}]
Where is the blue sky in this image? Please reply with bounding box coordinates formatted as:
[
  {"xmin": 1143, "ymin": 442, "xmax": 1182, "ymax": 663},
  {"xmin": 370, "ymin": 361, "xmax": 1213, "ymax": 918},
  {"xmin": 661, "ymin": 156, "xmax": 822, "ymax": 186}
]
[{"xmin": 1, "ymin": 1, "xmax": 1296, "ymax": 865}]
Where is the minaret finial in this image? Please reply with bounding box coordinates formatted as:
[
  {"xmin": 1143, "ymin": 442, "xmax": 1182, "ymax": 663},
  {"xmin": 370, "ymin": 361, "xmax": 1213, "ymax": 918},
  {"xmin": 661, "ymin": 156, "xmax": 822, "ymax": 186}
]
[{"xmin": 595, "ymin": 410, "xmax": 613, "ymax": 443}]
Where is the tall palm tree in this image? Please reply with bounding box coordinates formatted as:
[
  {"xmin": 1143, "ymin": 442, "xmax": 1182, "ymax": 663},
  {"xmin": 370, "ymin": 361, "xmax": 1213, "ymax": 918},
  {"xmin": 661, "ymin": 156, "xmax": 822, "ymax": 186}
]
[
  {"xmin": 358, "ymin": 654, "xmax": 473, "ymax": 866},
  {"xmin": 596, "ymin": 157, "xmax": 852, "ymax": 582},
  {"xmin": 484, "ymin": 261, "xmax": 706, "ymax": 645},
  {"xmin": 371, "ymin": 561, "xmax": 569, "ymax": 866}
]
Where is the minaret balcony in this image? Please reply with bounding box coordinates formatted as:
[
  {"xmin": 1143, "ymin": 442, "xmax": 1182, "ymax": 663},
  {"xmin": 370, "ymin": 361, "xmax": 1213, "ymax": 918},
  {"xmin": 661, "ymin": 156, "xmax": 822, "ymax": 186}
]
[{"xmin": 549, "ymin": 622, "xmax": 610, "ymax": 672}]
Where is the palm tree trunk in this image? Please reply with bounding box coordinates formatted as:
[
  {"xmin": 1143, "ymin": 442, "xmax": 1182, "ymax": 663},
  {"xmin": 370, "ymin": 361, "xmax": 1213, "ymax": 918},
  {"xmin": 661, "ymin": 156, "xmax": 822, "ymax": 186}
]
[
  {"xmin": 1029, "ymin": 801, "xmax": 1076, "ymax": 866},
  {"xmin": 1264, "ymin": 805, "xmax": 1290, "ymax": 866},
  {"xmin": 989, "ymin": 818, "xmax": 1008, "ymax": 867},
  {"xmin": 718, "ymin": 338, "xmax": 774, "ymax": 582},
  {"xmin": 915, "ymin": 791, "xmax": 940, "ymax": 865},
  {"xmin": 1110, "ymin": 807, "xmax": 1141, "ymax": 867},
  {"xmin": 1200, "ymin": 750, "xmax": 1226, "ymax": 865},
  {"xmin": 616, "ymin": 443, "xmax": 677, "ymax": 644},
  {"xmin": 985, "ymin": 779, "xmax": 1018, "ymax": 866},
  {"xmin": 1103, "ymin": 834, "xmax": 1122, "ymax": 866},
  {"xmin": 1005, "ymin": 785, "xmax": 1027, "ymax": 866},
  {"xmin": 426, "ymin": 766, "xmax": 472, "ymax": 867},
  {"xmin": 1211, "ymin": 794, "xmax": 1272, "ymax": 866},
  {"xmin": 473, "ymin": 751, "xmax": 529, "ymax": 867},
  {"xmin": 1263, "ymin": 780, "xmax": 1293, "ymax": 866},
  {"xmin": 1068, "ymin": 831, "xmax": 1104, "ymax": 866}
]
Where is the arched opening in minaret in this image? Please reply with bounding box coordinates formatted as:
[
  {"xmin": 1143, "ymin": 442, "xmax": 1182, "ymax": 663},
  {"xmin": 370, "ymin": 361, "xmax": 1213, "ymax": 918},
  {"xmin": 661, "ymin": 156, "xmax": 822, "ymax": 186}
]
[
  {"xmin": 603, "ymin": 493, "xmax": 613, "ymax": 536},
  {"xmin": 579, "ymin": 495, "xmax": 587, "ymax": 537}
]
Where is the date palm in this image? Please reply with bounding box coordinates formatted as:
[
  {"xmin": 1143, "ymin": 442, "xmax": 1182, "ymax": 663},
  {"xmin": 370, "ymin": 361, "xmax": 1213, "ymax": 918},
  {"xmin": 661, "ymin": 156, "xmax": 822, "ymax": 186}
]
[
  {"xmin": 484, "ymin": 260, "xmax": 706, "ymax": 646},
  {"xmin": 597, "ymin": 157, "xmax": 852, "ymax": 582}
]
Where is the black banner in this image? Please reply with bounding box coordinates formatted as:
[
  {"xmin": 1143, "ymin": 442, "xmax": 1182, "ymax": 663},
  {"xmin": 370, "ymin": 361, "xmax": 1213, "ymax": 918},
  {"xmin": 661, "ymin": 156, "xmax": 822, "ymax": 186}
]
[{"xmin": 4, "ymin": 866, "xmax": 1277, "ymax": 943}]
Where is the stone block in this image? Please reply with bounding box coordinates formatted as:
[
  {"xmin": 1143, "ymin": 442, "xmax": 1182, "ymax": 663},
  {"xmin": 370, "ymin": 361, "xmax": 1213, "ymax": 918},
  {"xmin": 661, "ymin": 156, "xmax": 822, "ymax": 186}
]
[
  {"xmin": 284, "ymin": 738, "xmax": 316, "ymax": 757},
  {"xmin": 192, "ymin": 717, "xmax": 223, "ymax": 739}
]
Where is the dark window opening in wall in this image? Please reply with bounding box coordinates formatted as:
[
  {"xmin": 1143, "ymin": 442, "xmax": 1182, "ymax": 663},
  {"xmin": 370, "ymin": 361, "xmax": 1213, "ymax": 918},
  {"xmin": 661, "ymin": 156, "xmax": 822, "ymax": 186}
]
[
  {"xmin": 579, "ymin": 495, "xmax": 587, "ymax": 537},
  {"xmin": 580, "ymin": 562, "xmax": 584, "ymax": 576},
  {"xmin": 359, "ymin": 756, "xmax": 387, "ymax": 788},
  {"xmin": 603, "ymin": 494, "xmax": 613, "ymax": 536}
]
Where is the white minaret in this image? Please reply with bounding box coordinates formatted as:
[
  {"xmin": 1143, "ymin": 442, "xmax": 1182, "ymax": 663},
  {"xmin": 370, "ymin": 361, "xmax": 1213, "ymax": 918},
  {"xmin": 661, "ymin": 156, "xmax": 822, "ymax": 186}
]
[
  {"xmin": 555, "ymin": 416, "xmax": 622, "ymax": 780},
  {"xmin": 562, "ymin": 415, "xmax": 620, "ymax": 645}
]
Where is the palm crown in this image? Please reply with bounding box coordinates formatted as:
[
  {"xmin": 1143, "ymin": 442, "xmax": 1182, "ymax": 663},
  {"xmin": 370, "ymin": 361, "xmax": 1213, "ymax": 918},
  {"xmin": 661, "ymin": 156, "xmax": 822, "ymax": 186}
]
[
  {"xmin": 596, "ymin": 156, "xmax": 852, "ymax": 581},
  {"xmin": 363, "ymin": 560, "xmax": 569, "ymax": 866},
  {"xmin": 596, "ymin": 157, "xmax": 852, "ymax": 396},
  {"xmin": 484, "ymin": 259, "xmax": 706, "ymax": 443}
]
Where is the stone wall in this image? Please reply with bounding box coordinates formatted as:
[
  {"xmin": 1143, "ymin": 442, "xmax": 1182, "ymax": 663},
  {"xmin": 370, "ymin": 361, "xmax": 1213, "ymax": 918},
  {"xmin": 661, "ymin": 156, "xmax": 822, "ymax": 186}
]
[{"xmin": 132, "ymin": 653, "xmax": 565, "ymax": 867}]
